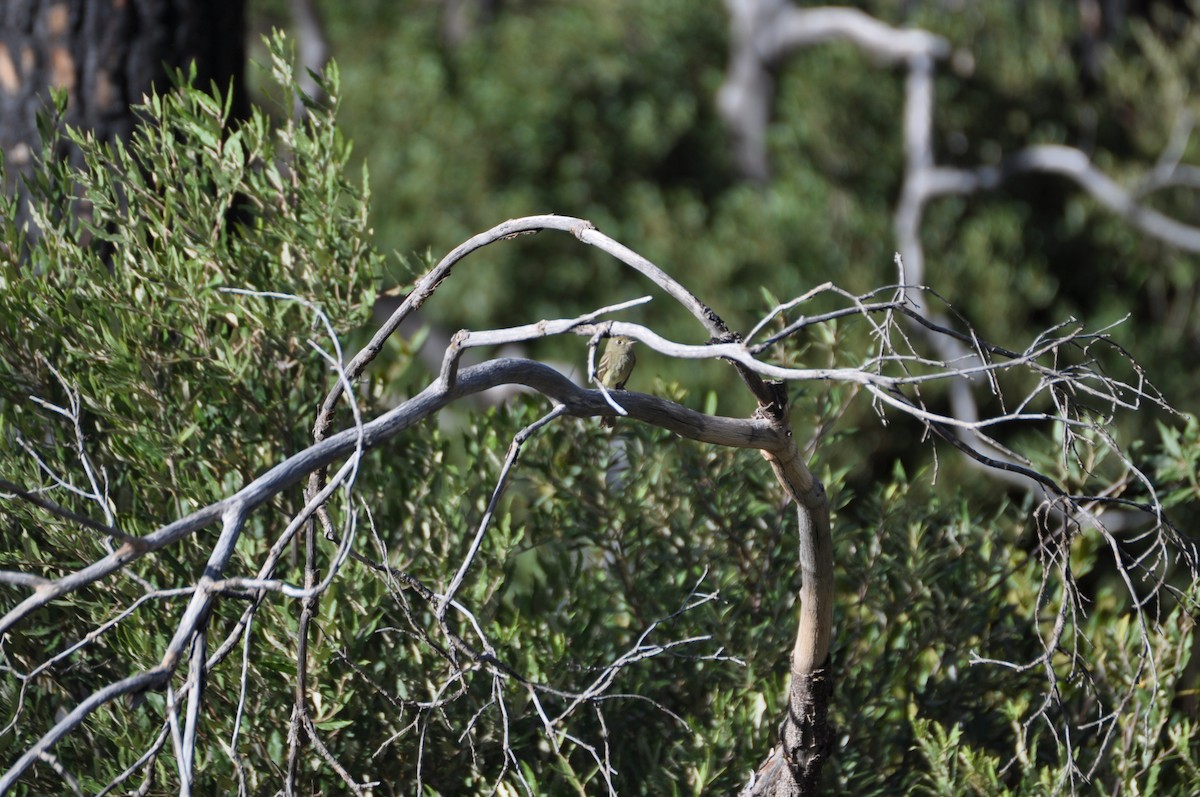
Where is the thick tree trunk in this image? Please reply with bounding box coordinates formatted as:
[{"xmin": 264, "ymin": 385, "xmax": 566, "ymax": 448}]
[{"xmin": 0, "ymin": 0, "xmax": 245, "ymax": 194}]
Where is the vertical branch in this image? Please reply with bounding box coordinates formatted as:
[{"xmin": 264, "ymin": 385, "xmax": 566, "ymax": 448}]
[
  {"xmin": 285, "ymin": 504, "xmax": 318, "ymax": 795},
  {"xmin": 180, "ymin": 629, "xmax": 207, "ymax": 790},
  {"xmin": 743, "ymin": 428, "xmax": 835, "ymax": 795}
]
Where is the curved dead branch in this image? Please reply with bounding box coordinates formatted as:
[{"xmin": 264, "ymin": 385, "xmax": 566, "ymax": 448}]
[{"xmin": 2, "ymin": 212, "xmax": 1186, "ymax": 794}]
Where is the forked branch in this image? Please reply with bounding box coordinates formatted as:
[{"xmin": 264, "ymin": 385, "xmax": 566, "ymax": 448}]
[{"xmin": 1, "ymin": 216, "xmax": 1185, "ymax": 796}]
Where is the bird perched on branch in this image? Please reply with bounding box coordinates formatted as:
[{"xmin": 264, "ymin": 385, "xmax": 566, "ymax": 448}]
[{"xmin": 596, "ymin": 336, "xmax": 637, "ymax": 428}]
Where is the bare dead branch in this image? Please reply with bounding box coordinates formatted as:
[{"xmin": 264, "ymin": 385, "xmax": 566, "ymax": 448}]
[
  {"xmin": 438, "ymin": 405, "xmax": 569, "ymax": 617},
  {"xmin": 2, "ymin": 206, "xmax": 1188, "ymax": 795},
  {"xmin": 0, "ymin": 478, "xmax": 127, "ymax": 541}
]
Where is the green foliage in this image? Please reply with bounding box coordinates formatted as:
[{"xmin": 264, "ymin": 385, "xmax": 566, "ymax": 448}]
[
  {"xmin": 0, "ymin": 35, "xmax": 382, "ymax": 794},
  {"xmin": 2, "ymin": 7, "xmax": 1199, "ymax": 797},
  {"xmin": 1, "ymin": 41, "xmax": 379, "ymax": 531},
  {"xmin": 1156, "ymin": 414, "xmax": 1200, "ymax": 508},
  {"xmin": 828, "ymin": 461, "xmax": 1200, "ymax": 795}
]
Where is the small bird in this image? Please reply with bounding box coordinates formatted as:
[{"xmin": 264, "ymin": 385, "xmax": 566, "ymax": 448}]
[{"xmin": 596, "ymin": 336, "xmax": 637, "ymax": 428}]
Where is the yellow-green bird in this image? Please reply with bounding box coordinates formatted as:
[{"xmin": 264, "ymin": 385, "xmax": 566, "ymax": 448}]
[{"xmin": 596, "ymin": 336, "xmax": 637, "ymax": 428}]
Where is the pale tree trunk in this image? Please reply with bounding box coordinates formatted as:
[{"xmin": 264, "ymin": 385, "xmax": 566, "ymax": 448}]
[{"xmin": 739, "ymin": 439, "xmax": 834, "ymax": 796}]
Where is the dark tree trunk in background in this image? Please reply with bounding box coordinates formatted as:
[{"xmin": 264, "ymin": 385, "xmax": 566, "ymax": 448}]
[{"xmin": 0, "ymin": 0, "xmax": 245, "ymax": 195}]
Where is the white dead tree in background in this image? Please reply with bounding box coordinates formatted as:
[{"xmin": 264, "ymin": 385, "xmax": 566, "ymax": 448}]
[
  {"xmin": 717, "ymin": 0, "xmax": 1200, "ymax": 556},
  {"xmin": 718, "ymin": 2, "xmax": 1200, "ymax": 506},
  {"xmin": 0, "ymin": 214, "xmax": 1191, "ymax": 795}
]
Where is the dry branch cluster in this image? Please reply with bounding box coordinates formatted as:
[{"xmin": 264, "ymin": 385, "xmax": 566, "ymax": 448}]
[{"xmin": 2, "ymin": 210, "xmax": 1189, "ymax": 795}]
